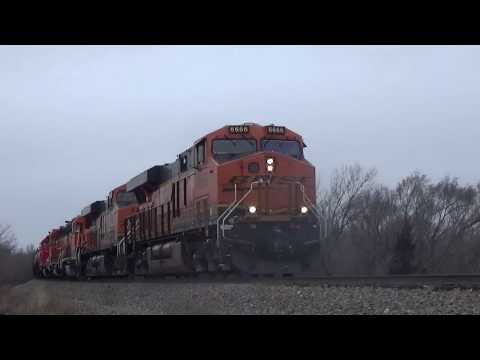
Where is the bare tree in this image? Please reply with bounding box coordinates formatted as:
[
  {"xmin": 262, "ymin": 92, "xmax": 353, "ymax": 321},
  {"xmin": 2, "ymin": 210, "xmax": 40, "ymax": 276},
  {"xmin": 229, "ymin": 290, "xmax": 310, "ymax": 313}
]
[
  {"xmin": 315, "ymin": 168, "xmax": 480, "ymax": 275},
  {"xmin": 0, "ymin": 224, "xmax": 16, "ymax": 256},
  {"xmin": 426, "ymin": 178, "xmax": 480, "ymax": 272},
  {"xmin": 388, "ymin": 175, "xmax": 480, "ymax": 273},
  {"xmin": 349, "ymin": 185, "xmax": 397, "ymax": 274},
  {"xmin": 389, "ymin": 218, "xmax": 416, "ymax": 274},
  {"xmin": 0, "ymin": 224, "xmax": 36, "ymax": 285},
  {"xmin": 317, "ymin": 164, "xmax": 377, "ymax": 274},
  {"xmin": 390, "ymin": 173, "xmax": 430, "ymax": 273}
]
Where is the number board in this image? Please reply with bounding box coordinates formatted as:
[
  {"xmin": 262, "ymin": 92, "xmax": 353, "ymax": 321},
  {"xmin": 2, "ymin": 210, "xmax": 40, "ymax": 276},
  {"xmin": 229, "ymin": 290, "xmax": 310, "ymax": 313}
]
[
  {"xmin": 266, "ymin": 126, "xmax": 285, "ymax": 135},
  {"xmin": 229, "ymin": 125, "xmax": 249, "ymax": 134}
]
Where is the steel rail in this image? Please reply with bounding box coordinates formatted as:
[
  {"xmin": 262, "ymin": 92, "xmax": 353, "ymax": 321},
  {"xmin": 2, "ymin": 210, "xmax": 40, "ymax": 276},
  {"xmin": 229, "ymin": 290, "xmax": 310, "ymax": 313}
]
[{"xmin": 35, "ymin": 273, "xmax": 480, "ymax": 290}]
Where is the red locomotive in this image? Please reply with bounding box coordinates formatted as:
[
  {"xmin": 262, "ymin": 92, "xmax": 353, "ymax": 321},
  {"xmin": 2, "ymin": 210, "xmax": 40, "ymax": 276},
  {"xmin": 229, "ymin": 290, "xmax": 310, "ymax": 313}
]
[{"xmin": 33, "ymin": 123, "xmax": 320, "ymax": 278}]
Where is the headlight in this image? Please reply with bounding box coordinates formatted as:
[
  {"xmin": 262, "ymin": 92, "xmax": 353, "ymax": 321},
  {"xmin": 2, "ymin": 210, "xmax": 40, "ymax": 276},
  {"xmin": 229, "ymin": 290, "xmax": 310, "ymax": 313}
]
[
  {"xmin": 267, "ymin": 165, "xmax": 274, "ymax": 172},
  {"xmin": 301, "ymin": 206, "xmax": 308, "ymax": 214},
  {"xmin": 266, "ymin": 158, "xmax": 274, "ymax": 165},
  {"xmin": 249, "ymin": 206, "xmax": 257, "ymax": 214}
]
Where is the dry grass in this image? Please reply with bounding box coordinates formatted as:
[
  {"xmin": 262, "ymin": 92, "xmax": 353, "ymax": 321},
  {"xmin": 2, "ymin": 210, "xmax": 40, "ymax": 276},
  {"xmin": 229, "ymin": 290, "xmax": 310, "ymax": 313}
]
[
  {"xmin": 0, "ymin": 286, "xmax": 13, "ymax": 314},
  {"xmin": 0, "ymin": 282, "xmax": 78, "ymax": 315},
  {"xmin": 0, "ymin": 252, "xmax": 34, "ymax": 286}
]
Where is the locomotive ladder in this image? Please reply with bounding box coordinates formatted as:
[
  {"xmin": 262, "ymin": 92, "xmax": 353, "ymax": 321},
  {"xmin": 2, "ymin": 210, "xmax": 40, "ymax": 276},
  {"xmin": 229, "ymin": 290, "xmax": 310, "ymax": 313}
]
[
  {"xmin": 116, "ymin": 228, "xmax": 134, "ymax": 256},
  {"xmin": 215, "ymin": 180, "xmax": 263, "ymax": 270}
]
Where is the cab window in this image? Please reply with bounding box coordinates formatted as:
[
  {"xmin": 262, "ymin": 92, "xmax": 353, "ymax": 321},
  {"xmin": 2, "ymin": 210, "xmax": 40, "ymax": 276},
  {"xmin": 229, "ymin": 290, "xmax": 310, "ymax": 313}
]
[
  {"xmin": 261, "ymin": 139, "xmax": 302, "ymax": 159},
  {"xmin": 180, "ymin": 154, "xmax": 188, "ymax": 172},
  {"xmin": 212, "ymin": 139, "xmax": 257, "ymax": 162},
  {"xmin": 196, "ymin": 140, "xmax": 206, "ymax": 166}
]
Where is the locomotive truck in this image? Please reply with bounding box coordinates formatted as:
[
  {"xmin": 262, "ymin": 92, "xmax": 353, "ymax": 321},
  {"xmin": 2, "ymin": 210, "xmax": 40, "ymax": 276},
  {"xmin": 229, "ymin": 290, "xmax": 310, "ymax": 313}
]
[{"xmin": 33, "ymin": 123, "xmax": 321, "ymax": 278}]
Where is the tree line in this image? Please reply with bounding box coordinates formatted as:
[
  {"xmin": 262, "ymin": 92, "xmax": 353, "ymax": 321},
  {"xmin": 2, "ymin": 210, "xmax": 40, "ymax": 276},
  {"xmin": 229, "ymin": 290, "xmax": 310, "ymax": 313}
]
[
  {"xmin": 0, "ymin": 224, "xmax": 35, "ymax": 285},
  {"xmin": 316, "ymin": 164, "xmax": 480, "ymax": 275},
  {"xmin": 2, "ymin": 163, "xmax": 480, "ymax": 284}
]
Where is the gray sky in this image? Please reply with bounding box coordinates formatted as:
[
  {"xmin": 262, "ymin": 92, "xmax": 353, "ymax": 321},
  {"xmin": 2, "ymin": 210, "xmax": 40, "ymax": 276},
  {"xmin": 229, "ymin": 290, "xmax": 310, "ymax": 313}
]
[{"xmin": 1, "ymin": 45, "xmax": 480, "ymax": 248}]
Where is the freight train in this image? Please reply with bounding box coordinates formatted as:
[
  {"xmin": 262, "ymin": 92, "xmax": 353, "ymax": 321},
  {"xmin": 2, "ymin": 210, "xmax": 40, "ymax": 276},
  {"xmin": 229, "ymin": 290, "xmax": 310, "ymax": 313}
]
[{"xmin": 33, "ymin": 123, "xmax": 321, "ymax": 279}]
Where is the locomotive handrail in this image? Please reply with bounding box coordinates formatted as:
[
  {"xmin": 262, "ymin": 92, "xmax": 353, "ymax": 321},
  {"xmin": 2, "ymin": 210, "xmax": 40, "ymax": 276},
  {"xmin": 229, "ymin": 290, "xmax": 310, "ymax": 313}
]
[
  {"xmin": 116, "ymin": 229, "xmax": 132, "ymax": 256},
  {"xmin": 295, "ymin": 182, "xmax": 320, "ymax": 217},
  {"xmin": 116, "ymin": 238, "xmax": 124, "ymax": 256},
  {"xmin": 218, "ymin": 179, "xmax": 262, "ymax": 245},
  {"xmin": 295, "ymin": 181, "xmax": 327, "ymax": 238},
  {"xmin": 216, "ymin": 184, "xmax": 237, "ymax": 248}
]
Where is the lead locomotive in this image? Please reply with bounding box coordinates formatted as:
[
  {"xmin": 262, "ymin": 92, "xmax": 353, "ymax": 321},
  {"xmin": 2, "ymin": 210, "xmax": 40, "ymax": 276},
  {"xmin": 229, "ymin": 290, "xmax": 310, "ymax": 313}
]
[{"xmin": 33, "ymin": 123, "xmax": 320, "ymax": 278}]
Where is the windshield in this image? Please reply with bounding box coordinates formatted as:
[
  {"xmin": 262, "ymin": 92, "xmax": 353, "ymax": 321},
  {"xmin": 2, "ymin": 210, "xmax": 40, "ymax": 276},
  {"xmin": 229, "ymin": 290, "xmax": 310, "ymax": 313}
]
[
  {"xmin": 261, "ymin": 139, "xmax": 302, "ymax": 159},
  {"xmin": 213, "ymin": 139, "xmax": 257, "ymax": 161},
  {"xmin": 116, "ymin": 192, "xmax": 137, "ymax": 207}
]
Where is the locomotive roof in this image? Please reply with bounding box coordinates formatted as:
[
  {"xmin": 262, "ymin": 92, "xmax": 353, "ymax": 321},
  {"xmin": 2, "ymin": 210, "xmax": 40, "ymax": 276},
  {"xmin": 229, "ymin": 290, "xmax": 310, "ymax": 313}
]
[
  {"xmin": 80, "ymin": 200, "xmax": 106, "ymax": 217},
  {"xmin": 126, "ymin": 164, "xmax": 172, "ymax": 193},
  {"xmin": 195, "ymin": 123, "xmax": 305, "ymax": 145}
]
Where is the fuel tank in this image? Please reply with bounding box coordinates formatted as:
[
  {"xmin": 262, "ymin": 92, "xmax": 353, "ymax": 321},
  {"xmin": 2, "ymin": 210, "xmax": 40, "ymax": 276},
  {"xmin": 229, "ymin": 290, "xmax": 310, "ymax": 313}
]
[{"xmin": 141, "ymin": 242, "xmax": 191, "ymax": 275}]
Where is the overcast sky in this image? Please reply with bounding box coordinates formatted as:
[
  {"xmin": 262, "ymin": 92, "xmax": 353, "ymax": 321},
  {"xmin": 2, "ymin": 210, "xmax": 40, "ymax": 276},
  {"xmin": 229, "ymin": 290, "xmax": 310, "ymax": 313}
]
[{"xmin": 1, "ymin": 45, "xmax": 479, "ymax": 248}]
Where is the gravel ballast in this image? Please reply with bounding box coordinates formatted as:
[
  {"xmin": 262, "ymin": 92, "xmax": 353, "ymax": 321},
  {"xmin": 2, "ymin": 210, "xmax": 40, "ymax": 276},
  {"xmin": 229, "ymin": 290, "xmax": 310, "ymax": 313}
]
[{"xmin": 2, "ymin": 279, "xmax": 480, "ymax": 315}]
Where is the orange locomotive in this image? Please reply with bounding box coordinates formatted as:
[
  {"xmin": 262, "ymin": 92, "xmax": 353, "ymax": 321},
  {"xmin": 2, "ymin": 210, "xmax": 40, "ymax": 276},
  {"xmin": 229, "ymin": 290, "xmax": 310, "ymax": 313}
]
[
  {"xmin": 34, "ymin": 123, "xmax": 320, "ymax": 278},
  {"xmin": 125, "ymin": 122, "xmax": 320, "ymax": 275},
  {"xmin": 34, "ymin": 187, "xmax": 137, "ymax": 279}
]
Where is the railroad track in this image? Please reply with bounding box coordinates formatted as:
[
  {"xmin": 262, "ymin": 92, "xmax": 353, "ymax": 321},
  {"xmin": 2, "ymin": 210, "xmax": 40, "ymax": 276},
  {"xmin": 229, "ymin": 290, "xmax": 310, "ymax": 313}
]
[
  {"xmin": 295, "ymin": 274, "xmax": 480, "ymax": 289},
  {"xmin": 40, "ymin": 273, "xmax": 480, "ymax": 289}
]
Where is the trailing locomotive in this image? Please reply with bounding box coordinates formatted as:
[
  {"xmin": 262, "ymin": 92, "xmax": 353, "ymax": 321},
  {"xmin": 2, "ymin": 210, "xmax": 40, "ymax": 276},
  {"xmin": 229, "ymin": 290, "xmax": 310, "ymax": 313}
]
[{"xmin": 33, "ymin": 123, "xmax": 321, "ymax": 278}]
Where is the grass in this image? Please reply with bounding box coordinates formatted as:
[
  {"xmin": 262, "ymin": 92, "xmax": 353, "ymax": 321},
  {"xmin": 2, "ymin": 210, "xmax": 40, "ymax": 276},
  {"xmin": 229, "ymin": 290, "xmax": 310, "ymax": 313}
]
[{"xmin": 0, "ymin": 282, "xmax": 79, "ymax": 315}]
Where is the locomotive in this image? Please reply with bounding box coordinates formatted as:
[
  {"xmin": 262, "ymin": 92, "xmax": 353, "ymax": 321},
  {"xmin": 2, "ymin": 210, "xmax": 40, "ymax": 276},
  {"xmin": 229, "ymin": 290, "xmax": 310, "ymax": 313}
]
[{"xmin": 33, "ymin": 123, "xmax": 321, "ymax": 278}]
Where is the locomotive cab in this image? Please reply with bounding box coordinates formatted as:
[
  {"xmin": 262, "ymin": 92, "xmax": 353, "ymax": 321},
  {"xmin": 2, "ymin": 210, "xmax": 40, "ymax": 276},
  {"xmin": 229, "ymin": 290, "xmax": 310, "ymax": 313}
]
[
  {"xmin": 97, "ymin": 185, "xmax": 138, "ymax": 249},
  {"xmin": 84, "ymin": 186, "xmax": 138, "ymax": 277}
]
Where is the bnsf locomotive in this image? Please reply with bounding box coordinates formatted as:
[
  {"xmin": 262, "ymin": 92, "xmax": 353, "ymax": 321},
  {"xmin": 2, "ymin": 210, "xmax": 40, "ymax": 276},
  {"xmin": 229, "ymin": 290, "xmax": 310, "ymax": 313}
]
[{"xmin": 33, "ymin": 123, "xmax": 320, "ymax": 279}]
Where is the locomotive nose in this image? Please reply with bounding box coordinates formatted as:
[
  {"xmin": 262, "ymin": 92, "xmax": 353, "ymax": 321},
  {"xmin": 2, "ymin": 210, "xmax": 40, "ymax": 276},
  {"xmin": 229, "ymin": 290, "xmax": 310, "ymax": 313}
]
[{"xmin": 218, "ymin": 149, "xmax": 316, "ymax": 219}]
